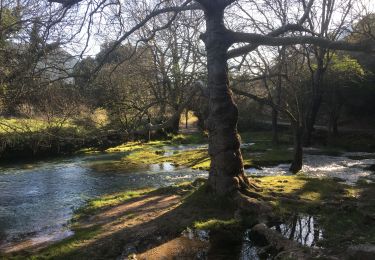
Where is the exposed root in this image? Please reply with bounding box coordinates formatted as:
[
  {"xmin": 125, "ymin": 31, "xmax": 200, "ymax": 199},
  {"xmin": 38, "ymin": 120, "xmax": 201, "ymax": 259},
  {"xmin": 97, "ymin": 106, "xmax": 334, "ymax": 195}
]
[
  {"xmin": 250, "ymin": 223, "xmax": 315, "ymax": 259},
  {"xmin": 234, "ymin": 191, "xmax": 273, "ymax": 222}
]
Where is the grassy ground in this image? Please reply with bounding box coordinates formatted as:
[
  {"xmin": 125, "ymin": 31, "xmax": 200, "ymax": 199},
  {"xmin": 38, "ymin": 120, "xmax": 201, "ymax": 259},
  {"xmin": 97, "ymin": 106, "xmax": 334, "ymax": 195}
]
[
  {"xmin": 5, "ymin": 175, "xmax": 374, "ymax": 259},
  {"xmin": 4, "ymin": 180, "xmax": 238, "ymax": 259},
  {"xmin": 254, "ymin": 175, "xmax": 375, "ymax": 252},
  {"xmin": 2, "ymin": 130, "xmax": 375, "ymax": 259},
  {"xmin": 0, "ymin": 117, "xmax": 95, "ymax": 161},
  {"xmin": 101, "ymin": 131, "xmax": 294, "ymax": 172},
  {"xmin": 0, "ymin": 118, "xmax": 88, "ymax": 136}
]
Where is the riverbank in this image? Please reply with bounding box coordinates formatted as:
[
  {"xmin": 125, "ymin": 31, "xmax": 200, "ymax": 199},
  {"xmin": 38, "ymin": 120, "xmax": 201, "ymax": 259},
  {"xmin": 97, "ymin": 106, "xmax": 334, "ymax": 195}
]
[
  {"xmin": 1, "ymin": 131, "xmax": 375, "ymax": 259},
  {"xmin": 3, "ymin": 175, "xmax": 374, "ymax": 259},
  {"xmin": 0, "ymin": 117, "xmax": 129, "ymax": 162}
]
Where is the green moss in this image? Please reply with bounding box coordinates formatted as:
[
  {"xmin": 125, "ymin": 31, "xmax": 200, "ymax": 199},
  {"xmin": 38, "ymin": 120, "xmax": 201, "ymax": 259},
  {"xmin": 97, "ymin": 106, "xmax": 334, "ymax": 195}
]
[
  {"xmin": 256, "ymin": 175, "xmax": 375, "ymax": 252},
  {"xmin": 169, "ymin": 132, "xmax": 207, "ymax": 144},
  {"xmin": 169, "ymin": 149, "xmax": 210, "ymax": 170},
  {"xmin": 155, "ymin": 178, "xmax": 207, "ymax": 195},
  {"xmin": 112, "ymin": 132, "xmax": 291, "ymax": 172},
  {"xmin": 240, "ymin": 131, "xmax": 292, "ymax": 151},
  {"xmin": 243, "ymin": 148, "xmax": 293, "ymax": 167},
  {"xmin": 256, "ymin": 175, "xmax": 352, "ymax": 202},
  {"xmin": 193, "ymin": 218, "xmax": 240, "ymax": 230}
]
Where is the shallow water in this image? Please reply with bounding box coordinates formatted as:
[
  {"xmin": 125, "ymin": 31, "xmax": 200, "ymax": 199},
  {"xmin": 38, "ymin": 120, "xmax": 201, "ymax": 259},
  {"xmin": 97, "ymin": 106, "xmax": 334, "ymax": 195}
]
[
  {"xmin": 245, "ymin": 150, "xmax": 375, "ymax": 184},
  {"xmin": 179, "ymin": 213, "xmax": 324, "ymax": 260},
  {"xmin": 0, "ymin": 149, "xmax": 207, "ymax": 250},
  {"xmin": 1, "ymin": 144, "xmax": 374, "ymax": 253},
  {"xmin": 270, "ymin": 214, "xmax": 323, "ymax": 247}
]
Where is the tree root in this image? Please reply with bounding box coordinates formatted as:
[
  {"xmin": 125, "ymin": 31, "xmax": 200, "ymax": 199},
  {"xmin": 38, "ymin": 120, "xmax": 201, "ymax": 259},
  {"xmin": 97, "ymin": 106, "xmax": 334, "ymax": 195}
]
[
  {"xmin": 234, "ymin": 191, "xmax": 274, "ymax": 221},
  {"xmin": 250, "ymin": 223, "xmax": 316, "ymax": 259}
]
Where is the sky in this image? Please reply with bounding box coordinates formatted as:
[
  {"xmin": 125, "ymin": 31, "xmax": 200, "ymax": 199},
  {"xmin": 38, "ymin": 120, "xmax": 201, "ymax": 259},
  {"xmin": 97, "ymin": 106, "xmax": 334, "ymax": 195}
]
[{"xmin": 63, "ymin": 0, "xmax": 375, "ymax": 58}]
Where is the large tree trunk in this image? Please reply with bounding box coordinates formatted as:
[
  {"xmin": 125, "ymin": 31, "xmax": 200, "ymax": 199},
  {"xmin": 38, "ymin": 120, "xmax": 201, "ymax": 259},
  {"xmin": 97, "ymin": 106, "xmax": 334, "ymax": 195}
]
[
  {"xmin": 201, "ymin": 3, "xmax": 250, "ymax": 194},
  {"xmin": 290, "ymin": 122, "xmax": 303, "ymax": 173}
]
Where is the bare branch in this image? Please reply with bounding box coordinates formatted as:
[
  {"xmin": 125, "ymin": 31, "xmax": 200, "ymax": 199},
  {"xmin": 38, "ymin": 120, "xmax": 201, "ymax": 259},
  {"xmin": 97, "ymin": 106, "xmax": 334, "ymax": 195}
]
[{"xmin": 228, "ymin": 31, "xmax": 375, "ymax": 53}]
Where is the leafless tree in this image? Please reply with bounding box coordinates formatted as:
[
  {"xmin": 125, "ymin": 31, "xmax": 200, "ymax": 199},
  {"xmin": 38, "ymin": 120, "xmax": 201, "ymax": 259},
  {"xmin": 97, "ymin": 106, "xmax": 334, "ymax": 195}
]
[{"xmin": 48, "ymin": 0, "xmax": 374, "ymax": 197}]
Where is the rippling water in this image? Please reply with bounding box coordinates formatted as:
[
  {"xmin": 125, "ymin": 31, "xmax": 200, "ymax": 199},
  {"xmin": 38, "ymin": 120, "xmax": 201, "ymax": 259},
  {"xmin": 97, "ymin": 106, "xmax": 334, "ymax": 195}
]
[
  {"xmin": 245, "ymin": 150, "xmax": 375, "ymax": 184},
  {"xmin": 0, "ymin": 150, "xmax": 207, "ymax": 249},
  {"xmin": 1, "ymin": 145, "xmax": 374, "ymax": 252}
]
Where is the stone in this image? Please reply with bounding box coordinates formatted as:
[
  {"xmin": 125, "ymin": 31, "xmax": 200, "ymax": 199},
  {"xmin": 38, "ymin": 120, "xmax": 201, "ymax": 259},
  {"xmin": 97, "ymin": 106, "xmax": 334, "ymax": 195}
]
[{"xmin": 347, "ymin": 244, "xmax": 375, "ymax": 260}]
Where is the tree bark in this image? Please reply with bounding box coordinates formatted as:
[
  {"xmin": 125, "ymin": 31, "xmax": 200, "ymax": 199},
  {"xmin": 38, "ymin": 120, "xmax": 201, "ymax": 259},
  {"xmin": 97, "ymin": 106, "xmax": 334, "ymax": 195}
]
[
  {"xmin": 185, "ymin": 109, "xmax": 189, "ymax": 129},
  {"xmin": 272, "ymin": 47, "xmax": 285, "ymax": 146},
  {"xmin": 200, "ymin": 2, "xmax": 250, "ymax": 194},
  {"xmin": 290, "ymin": 122, "xmax": 303, "ymax": 173},
  {"xmin": 332, "ymin": 118, "xmax": 339, "ymax": 136},
  {"xmin": 304, "ymin": 95, "xmax": 322, "ymax": 146},
  {"xmin": 304, "ymin": 59, "xmax": 325, "ymax": 146},
  {"xmin": 170, "ymin": 110, "xmax": 181, "ymax": 134},
  {"xmin": 272, "ymin": 108, "xmax": 279, "ymax": 145}
]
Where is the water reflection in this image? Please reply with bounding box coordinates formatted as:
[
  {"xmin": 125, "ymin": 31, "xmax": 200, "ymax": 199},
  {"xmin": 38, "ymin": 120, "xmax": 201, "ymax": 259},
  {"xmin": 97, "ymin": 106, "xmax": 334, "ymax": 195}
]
[
  {"xmin": 240, "ymin": 230, "xmax": 261, "ymax": 260},
  {"xmin": 148, "ymin": 162, "xmax": 175, "ymax": 172},
  {"xmin": 271, "ymin": 214, "xmax": 323, "ymax": 247}
]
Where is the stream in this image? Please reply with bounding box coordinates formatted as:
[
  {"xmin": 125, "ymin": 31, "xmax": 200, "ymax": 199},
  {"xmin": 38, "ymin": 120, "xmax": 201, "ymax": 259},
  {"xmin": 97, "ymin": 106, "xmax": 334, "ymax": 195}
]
[
  {"xmin": 0, "ymin": 149, "xmax": 207, "ymax": 250},
  {"xmin": 0, "ymin": 144, "xmax": 374, "ymax": 254},
  {"xmin": 246, "ymin": 149, "xmax": 375, "ymax": 184}
]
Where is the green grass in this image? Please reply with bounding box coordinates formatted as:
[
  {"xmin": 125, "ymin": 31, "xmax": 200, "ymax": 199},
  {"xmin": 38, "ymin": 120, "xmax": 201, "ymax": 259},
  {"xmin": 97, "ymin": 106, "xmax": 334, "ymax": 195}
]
[
  {"xmin": 0, "ymin": 117, "xmax": 98, "ymax": 161},
  {"xmin": 6, "ymin": 176, "xmax": 375, "ymax": 259},
  {"xmin": 73, "ymin": 188, "xmax": 154, "ymax": 221},
  {"xmin": 0, "ymin": 118, "xmax": 81, "ymax": 134},
  {"xmin": 169, "ymin": 132, "xmax": 208, "ymax": 144},
  {"xmin": 106, "ymin": 131, "xmax": 293, "ymax": 171},
  {"xmin": 255, "ymin": 175, "xmax": 375, "ymax": 251},
  {"xmin": 240, "ymin": 131, "xmax": 292, "ymax": 151}
]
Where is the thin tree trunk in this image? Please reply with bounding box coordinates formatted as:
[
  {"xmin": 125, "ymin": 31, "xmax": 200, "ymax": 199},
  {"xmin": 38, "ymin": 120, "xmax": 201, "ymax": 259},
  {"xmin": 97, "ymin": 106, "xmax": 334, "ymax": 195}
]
[
  {"xmin": 201, "ymin": 4, "xmax": 250, "ymax": 194},
  {"xmin": 290, "ymin": 122, "xmax": 303, "ymax": 173},
  {"xmin": 272, "ymin": 108, "xmax": 279, "ymax": 145},
  {"xmin": 332, "ymin": 118, "xmax": 338, "ymax": 136},
  {"xmin": 272, "ymin": 47, "xmax": 284, "ymax": 146},
  {"xmin": 304, "ymin": 65, "xmax": 325, "ymax": 146},
  {"xmin": 304, "ymin": 92, "xmax": 322, "ymax": 146},
  {"xmin": 185, "ymin": 109, "xmax": 188, "ymax": 129},
  {"xmin": 170, "ymin": 111, "xmax": 181, "ymax": 134}
]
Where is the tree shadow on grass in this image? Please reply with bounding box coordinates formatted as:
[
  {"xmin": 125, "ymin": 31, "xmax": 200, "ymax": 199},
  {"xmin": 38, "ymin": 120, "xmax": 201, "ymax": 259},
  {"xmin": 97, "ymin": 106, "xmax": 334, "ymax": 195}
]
[
  {"xmin": 5, "ymin": 182, "xmax": 240, "ymax": 260},
  {"xmin": 265, "ymin": 176, "xmax": 375, "ymax": 254}
]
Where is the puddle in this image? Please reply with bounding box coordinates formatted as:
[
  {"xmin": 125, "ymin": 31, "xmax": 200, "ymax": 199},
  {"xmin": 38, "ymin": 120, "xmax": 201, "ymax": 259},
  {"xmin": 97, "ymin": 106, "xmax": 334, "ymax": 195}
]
[
  {"xmin": 149, "ymin": 162, "xmax": 176, "ymax": 172},
  {"xmin": 181, "ymin": 215, "xmax": 323, "ymax": 259},
  {"xmin": 182, "ymin": 227, "xmax": 210, "ymax": 242},
  {"xmin": 240, "ymin": 230, "xmax": 261, "ymax": 260},
  {"xmin": 179, "ymin": 227, "xmax": 267, "ymax": 260},
  {"xmin": 270, "ymin": 214, "xmax": 324, "ymax": 247}
]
